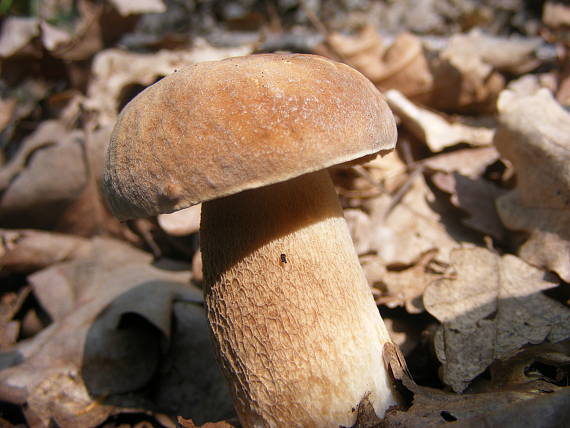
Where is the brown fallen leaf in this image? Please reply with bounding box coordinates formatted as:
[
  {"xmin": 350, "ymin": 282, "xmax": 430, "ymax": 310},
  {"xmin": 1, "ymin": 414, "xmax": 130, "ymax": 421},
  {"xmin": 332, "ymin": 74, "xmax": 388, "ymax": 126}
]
[
  {"xmin": 442, "ymin": 29, "xmax": 541, "ymax": 75},
  {"xmin": 507, "ymin": 73, "xmax": 559, "ymax": 98},
  {"xmin": 432, "ymin": 29, "xmax": 541, "ymax": 112},
  {"xmin": 422, "ymin": 146, "xmax": 500, "ymax": 178},
  {"xmin": 432, "ymin": 172, "xmax": 507, "ymax": 240},
  {"xmin": 382, "ymin": 318, "xmax": 570, "ymax": 428},
  {"xmin": 363, "ymin": 173, "xmax": 466, "ymax": 266},
  {"xmin": 109, "ymin": 0, "xmax": 166, "ymax": 16},
  {"xmin": 372, "ymin": 251, "xmax": 440, "ymax": 314},
  {"xmin": 0, "ymin": 121, "xmax": 88, "ymax": 230},
  {"xmin": 0, "ymin": 229, "xmax": 90, "ymax": 274},
  {"xmin": 0, "ymin": 17, "xmax": 39, "ymax": 58},
  {"xmin": 543, "ymin": 1, "xmax": 570, "ymax": 29},
  {"xmin": 178, "ymin": 416, "xmax": 239, "ymax": 428},
  {"xmin": 0, "ymin": 287, "xmax": 30, "ymax": 349},
  {"xmin": 424, "ymin": 247, "xmax": 570, "ymax": 392},
  {"xmin": 158, "ymin": 204, "xmax": 202, "ymax": 237},
  {"xmin": 382, "ymin": 380, "xmax": 570, "ymax": 428},
  {"xmin": 0, "ymin": 98, "xmax": 17, "ymax": 136},
  {"xmin": 192, "ymin": 249, "xmax": 203, "ymax": 283},
  {"xmin": 40, "ymin": 0, "xmax": 104, "ymax": 61},
  {"xmin": 385, "ymin": 90, "xmax": 495, "ymax": 152},
  {"xmin": 321, "ymin": 27, "xmax": 433, "ymax": 101},
  {"xmin": 488, "ymin": 340, "xmax": 570, "ymax": 388},
  {"xmin": 0, "ymin": 79, "xmax": 49, "ymax": 143},
  {"xmin": 429, "ymin": 56, "xmax": 504, "ymax": 115},
  {"xmin": 0, "ymin": 238, "xmax": 233, "ymax": 427},
  {"xmin": 494, "ymin": 88, "xmax": 570, "ymax": 282}
]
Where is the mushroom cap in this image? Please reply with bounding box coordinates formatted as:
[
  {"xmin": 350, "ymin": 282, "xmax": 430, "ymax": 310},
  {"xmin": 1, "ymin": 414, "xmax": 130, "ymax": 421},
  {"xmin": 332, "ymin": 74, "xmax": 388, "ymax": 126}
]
[{"xmin": 104, "ymin": 53, "xmax": 397, "ymax": 220}]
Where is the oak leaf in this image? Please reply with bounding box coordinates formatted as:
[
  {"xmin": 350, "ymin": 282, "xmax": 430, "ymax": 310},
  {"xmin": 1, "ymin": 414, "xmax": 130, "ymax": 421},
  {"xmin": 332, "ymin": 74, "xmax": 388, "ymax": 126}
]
[
  {"xmin": 424, "ymin": 247, "xmax": 570, "ymax": 392},
  {"xmin": 494, "ymin": 88, "xmax": 570, "ymax": 282}
]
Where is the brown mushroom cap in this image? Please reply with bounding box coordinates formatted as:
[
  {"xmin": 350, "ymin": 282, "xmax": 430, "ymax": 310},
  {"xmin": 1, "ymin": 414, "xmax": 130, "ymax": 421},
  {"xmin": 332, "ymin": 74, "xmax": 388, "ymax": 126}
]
[{"xmin": 104, "ymin": 53, "xmax": 397, "ymax": 220}]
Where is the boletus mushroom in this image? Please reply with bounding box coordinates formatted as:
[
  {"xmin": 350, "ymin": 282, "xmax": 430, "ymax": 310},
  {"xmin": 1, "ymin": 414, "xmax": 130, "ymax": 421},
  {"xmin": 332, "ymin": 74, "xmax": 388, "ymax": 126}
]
[{"xmin": 103, "ymin": 54, "xmax": 400, "ymax": 427}]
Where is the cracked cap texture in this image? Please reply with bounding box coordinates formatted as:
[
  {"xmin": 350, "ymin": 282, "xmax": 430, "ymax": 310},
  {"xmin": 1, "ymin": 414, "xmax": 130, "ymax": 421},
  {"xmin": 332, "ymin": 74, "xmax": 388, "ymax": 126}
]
[{"xmin": 103, "ymin": 53, "xmax": 397, "ymax": 220}]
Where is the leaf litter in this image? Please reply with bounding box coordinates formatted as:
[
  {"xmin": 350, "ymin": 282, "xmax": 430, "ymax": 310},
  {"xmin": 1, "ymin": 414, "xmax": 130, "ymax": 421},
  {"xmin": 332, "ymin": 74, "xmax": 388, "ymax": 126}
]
[{"xmin": 1, "ymin": 1, "xmax": 570, "ymax": 426}]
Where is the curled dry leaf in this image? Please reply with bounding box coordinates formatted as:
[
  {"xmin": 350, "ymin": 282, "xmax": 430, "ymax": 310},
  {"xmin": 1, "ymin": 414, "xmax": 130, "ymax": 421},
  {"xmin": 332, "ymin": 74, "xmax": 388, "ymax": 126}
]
[
  {"xmin": 322, "ymin": 26, "xmax": 433, "ymax": 101},
  {"xmin": 0, "ymin": 238, "xmax": 233, "ymax": 427},
  {"xmin": 424, "ymin": 247, "xmax": 570, "ymax": 392},
  {"xmin": 0, "ymin": 229, "xmax": 90, "ymax": 274},
  {"xmin": 432, "ymin": 172, "xmax": 507, "ymax": 240},
  {"xmin": 320, "ymin": 26, "xmax": 523, "ymax": 113},
  {"xmin": 494, "ymin": 88, "xmax": 570, "ymax": 282},
  {"xmin": 385, "ymin": 90, "xmax": 495, "ymax": 152}
]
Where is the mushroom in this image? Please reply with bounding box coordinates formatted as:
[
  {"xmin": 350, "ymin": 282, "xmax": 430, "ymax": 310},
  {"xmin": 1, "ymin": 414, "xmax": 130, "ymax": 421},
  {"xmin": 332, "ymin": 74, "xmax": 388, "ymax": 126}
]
[{"xmin": 103, "ymin": 54, "xmax": 400, "ymax": 427}]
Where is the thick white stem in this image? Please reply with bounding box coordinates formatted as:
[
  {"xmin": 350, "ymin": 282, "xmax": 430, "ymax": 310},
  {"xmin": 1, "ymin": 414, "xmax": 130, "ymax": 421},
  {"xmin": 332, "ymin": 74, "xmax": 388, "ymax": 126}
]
[{"xmin": 201, "ymin": 170, "xmax": 397, "ymax": 427}]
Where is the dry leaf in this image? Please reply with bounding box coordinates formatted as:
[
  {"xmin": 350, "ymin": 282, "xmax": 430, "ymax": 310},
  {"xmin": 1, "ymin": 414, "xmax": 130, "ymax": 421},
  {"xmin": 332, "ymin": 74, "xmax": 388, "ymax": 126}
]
[
  {"xmin": 0, "ymin": 17, "xmax": 39, "ymax": 58},
  {"xmin": 381, "ymin": 342, "xmax": 570, "ymax": 428},
  {"xmin": 0, "ymin": 121, "xmax": 88, "ymax": 230},
  {"xmin": 192, "ymin": 249, "xmax": 203, "ymax": 283},
  {"xmin": 158, "ymin": 204, "xmax": 202, "ymax": 237},
  {"xmin": 0, "ymin": 98, "xmax": 17, "ymax": 136},
  {"xmin": 44, "ymin": 0, "xmax": 107, "ymax": 61},
  {"xmin": 494, "ymin": 88, "xmax": 570, "ymax": 282},
  {"xmin": 0, "ymin": 229, "xmax": 90, "ymax": 274},
  {"xmin": 543, "ymin": 2, "xmax": 570, "ymax": 29},
  {"xmin": 507, "ymin": 73, "xmax": 559, "ymax": 98},
  {"xmin": 0, "ymin": 238, "xmax": 233, "ymax": 427},
  {"xmin": 0, "ymin": 287, "xmax": 30, "ymax": 349},
  {"xmin": 432, "ymin": 172, "xmax": 507, "ymax": 240},
  {"xmin": 0, "ymin": 79, "xmax": 49, "ymax": 143},
  {"xmin": 442, "ymin": 29, "xmax": 541, "ymax": 75},
  {"xmin": 323, "ymin": 27, "xmax": 433, "ymax": 100},
  {"xmin": 40, "ymin": 21, "xmax": 72, "ymax": 51},
  {"xmin": 422, "ymin": 146, "xmax": 500, "ymax": 178},
  {"xmin": 364, "ymin": 173, "xmax": 465, "ymax": 266},
  {"xmin": 372, "ymin": 252, "xmax": 439, "ymax": 314},
  {"xmin": 178, "ymin": 416, "xmax": 238, "ymax": 428},
  {"xmin": 345, "ymin": 209, "xmax": 374, "ymax": 255},
  {"xmin": 385, "ymin": 90, "xmax": 495, "ymax": 152},
  {"xmin": 488, "ymin": 341, "xmax": 570, "ymax": 387},
  {"xmin": 424, "ymin": 247, "xmax": 570, "ymax": 392},
  {"xmin": 429, "ymin": 57, "xmax": 504, "ymax": 115},
  {"xmin": 364, "ymin": 151, "xmax": 408, "ymax": 194},
  {"xmin": 109, "ymin": 0, "xmax": 166, "ymax": 16},
  {"xmin": 383, "ymin": 381, "xmax": 570, "ymax": 428}
]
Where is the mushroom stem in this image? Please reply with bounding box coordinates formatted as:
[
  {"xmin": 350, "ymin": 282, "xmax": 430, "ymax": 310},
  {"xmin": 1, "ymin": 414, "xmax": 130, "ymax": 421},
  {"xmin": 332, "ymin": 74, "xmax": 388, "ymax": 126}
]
[{"xmin": 201, "ymin": 170, "xmax": 397, "ymax": 427}]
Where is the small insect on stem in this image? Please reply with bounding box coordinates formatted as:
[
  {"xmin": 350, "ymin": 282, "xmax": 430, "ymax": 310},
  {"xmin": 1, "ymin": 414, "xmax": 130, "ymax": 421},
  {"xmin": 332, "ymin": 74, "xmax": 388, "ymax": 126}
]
[{"xmin": 280, "ymin": 253, "xmax": 287, "ymax": 264}]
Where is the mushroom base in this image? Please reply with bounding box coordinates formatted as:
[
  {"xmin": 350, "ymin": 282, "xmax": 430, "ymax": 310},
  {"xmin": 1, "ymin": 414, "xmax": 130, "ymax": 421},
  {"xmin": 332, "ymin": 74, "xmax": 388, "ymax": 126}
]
[{"xmin": 201, "ymin": 170, "xmax": 397, "ymax": 428}]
